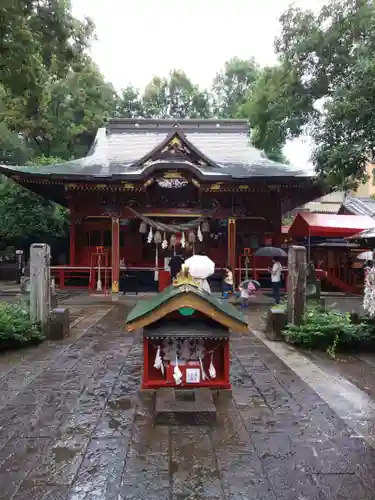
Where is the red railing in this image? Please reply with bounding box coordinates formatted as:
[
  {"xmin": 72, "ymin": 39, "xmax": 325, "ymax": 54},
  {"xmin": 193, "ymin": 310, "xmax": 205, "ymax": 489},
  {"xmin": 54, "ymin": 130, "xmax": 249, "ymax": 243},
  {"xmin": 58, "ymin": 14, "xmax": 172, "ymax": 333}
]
[
  {"xmin": 325, "ymin": 265, "xmax": 363, "ymax": 295},
  {"xmin": 51, "ymin": 266, "xmax": 110, "ymax": 290}
]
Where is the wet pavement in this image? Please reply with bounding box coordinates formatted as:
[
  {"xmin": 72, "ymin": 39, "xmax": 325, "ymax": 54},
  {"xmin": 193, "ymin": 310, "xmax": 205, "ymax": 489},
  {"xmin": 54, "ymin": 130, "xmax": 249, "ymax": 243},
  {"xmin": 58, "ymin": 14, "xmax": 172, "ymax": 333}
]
[
  {"xmin": 302, "ymin": 350, "xmax": 375, "ymax": 402},
  {"xmin": 0, "ymin": 303, "xmax": 375, "ymax": 499}
]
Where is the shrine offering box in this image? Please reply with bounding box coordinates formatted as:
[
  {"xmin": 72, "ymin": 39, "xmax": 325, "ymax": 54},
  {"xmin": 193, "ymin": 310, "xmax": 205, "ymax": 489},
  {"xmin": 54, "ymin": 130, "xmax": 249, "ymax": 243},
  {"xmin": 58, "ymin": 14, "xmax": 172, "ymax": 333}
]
[{"xmin": 125, "ymin": 267, "xmax": 248, "ymax": 390}]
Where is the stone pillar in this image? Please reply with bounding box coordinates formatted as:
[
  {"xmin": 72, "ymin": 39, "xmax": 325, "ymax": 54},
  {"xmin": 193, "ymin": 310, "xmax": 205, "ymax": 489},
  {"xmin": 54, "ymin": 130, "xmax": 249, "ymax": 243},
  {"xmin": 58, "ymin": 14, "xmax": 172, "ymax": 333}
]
[
  {"xmin": 227, "ymin": 218, "xmax": 236, "ymax": 283},
  {"xmin": 287, "ymin": 245, "xmax": 306, "ymax": 326},
  {"xmin": 30, "ymin": 243, "xmax": 51, "ymax": 334},
  {"xmin": 111, "ymin": 217, "xmax": 120, "ymax": 293}
]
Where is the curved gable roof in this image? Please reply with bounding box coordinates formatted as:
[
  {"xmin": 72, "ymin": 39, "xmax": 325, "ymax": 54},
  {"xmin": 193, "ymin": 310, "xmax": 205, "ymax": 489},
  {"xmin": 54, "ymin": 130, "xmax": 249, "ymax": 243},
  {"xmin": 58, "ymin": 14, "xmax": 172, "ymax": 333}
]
[{"xmin": 0, "ymin": 118, "xmax": 313, "ymax": 181}]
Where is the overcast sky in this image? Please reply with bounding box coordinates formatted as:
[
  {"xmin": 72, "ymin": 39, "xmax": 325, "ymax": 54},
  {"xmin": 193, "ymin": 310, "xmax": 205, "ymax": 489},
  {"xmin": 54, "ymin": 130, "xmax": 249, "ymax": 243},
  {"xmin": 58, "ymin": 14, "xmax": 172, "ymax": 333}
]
[{"xmin": 71, "ymin": 0, "xmax": 326, "ymax": 169}]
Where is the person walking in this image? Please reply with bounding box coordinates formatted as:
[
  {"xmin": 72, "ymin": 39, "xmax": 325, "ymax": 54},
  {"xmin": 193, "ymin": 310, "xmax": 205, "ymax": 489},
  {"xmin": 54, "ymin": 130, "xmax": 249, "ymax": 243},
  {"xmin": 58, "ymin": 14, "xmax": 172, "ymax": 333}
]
[
  {"xmin": 269, "ymin": 256, "xmax": 282, "ymax": 304},
  {"xmin": 222, "ymin": 266, "xmax": 234, "ymax": 298}
]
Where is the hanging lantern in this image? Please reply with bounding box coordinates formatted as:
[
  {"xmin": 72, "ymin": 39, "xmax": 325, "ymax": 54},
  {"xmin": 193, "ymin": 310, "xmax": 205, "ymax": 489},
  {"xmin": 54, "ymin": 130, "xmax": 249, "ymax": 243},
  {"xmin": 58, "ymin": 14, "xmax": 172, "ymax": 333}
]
[
  {"xmin": 197, "ymin": 226, "xmax": 203, "ymax": 242},
  {"xmin": 147, "ymin": 227, "xmax": 153, "ymax": 243},
  {"xmin": 201, "ymin": 221, "xmax": 210, "ymax": 233},
  {"xmin": 139, "ymin": 221, "xmax": 147, "ymax": 234},
  {"xmin": 162, "ymin": 232, "xmax": 168, "ymax": 249},
  {"xmin": 170, "ymin": 234, "xmax": 177, "ymax": 247},
  {"xmin": 154, "ymin": 230, "xmax": 162, "ymax": 244},
  {"xmin": 188, "ymin": 231, "xmax": 196, "ymax": 243}
]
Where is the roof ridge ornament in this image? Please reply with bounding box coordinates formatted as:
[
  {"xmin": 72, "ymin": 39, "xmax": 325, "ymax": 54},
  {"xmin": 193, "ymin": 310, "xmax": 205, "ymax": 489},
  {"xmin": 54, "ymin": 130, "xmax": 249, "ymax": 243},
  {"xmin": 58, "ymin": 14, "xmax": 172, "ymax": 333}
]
[
  {"xmin": 135, "ymin": 128, "xmax": 218, "ymax": 170},
  {"xmin": 173, "ymin": 264, "xmax": 199, "ymax": 288}
]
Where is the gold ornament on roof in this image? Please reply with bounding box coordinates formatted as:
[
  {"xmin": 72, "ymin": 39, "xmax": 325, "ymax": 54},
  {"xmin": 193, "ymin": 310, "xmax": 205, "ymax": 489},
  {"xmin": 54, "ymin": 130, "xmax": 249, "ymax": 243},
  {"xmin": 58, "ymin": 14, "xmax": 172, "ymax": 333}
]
[
  {"xmin": 173, "ymin": 264, "xmax": 199, "ymax": 288},
  {"xmin": 170, "ymin": 136, "xmax": 181, "ymax": 146}
]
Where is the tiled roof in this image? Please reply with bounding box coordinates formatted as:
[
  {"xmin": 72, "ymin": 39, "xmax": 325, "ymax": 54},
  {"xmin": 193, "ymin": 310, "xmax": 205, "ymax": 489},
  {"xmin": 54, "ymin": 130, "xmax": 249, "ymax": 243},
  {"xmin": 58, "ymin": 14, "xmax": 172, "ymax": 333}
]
[
  {"xmin": 349, "ymin": 227, "xmax": 375, "ymax": 240},
  {"xmin": 301, "ymin": 202, "xmax": 341, "ymax": 214},
  {"xmin": 289, "ymin": 212, "xmax": 375, "ymax": 237},
  {"xmin": 342, "ymin": 197, "xmax": 375, "ymax": 217},
  {"xmin": 0, "ymin": 119, "xmax": 313, "ymax": 180},
  {"xmin": 298, "ymin": 191, "xmax": 346, "ymax": 214}
]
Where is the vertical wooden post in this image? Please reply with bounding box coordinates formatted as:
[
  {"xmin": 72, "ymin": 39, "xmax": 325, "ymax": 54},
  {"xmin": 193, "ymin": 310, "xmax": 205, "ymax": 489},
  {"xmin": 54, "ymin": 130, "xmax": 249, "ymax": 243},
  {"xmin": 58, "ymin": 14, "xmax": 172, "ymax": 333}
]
[
  {"xmin": 227, "ymin": 218, "xmax": 236, "ymax": 285},
  {"xmin": 287, "ymin": 245, "xmax": 307, "ymax": 326},
  {"xmin": 69, "ymin": 206, "xmax": 76, "ymax": 266},
  {"xmin": 111, "ymin": 217, "xmax": 120, "ymax": 293}
]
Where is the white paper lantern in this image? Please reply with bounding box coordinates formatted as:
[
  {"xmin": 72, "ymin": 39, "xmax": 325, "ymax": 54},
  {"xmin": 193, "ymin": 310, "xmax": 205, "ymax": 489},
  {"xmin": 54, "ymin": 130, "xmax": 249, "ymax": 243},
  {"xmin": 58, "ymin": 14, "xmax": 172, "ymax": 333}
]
[
  {"xmin": 188, "ymin": 231, "xmax": 196, "ymax": 243},
  {"xmin": 201, "ymin": 221, "xmax": 210, "ymax": 233},
  {"xmin": 154, "ymin": 230, "xmax": 162, "ymax": 244},
  {"xmin": 170, "ymin": 234, "xmax": 177, "ymax": 247},
  {"xmin": 139, "ymin": 221, "xmax": 147, "ymax": 234}
]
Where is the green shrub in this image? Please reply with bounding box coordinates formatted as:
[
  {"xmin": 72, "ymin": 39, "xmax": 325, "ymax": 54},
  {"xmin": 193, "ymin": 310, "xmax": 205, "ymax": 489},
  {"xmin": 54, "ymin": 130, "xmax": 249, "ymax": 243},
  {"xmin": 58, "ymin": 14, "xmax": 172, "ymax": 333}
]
[
  {"xmin": 0, "ymin": 302, "xmax": 45, "ymax": 351},
  {"xmin": 282, "ymin": 308, "xmax": 375, "ymax": 355}
]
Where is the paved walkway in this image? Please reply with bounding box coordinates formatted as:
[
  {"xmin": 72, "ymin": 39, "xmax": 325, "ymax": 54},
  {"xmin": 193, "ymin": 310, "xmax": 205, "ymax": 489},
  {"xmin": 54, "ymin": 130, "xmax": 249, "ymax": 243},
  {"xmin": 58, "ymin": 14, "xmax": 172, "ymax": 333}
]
[{"xmin": 0, "ymin": 304, "xmax": 375, "ymax": 499}]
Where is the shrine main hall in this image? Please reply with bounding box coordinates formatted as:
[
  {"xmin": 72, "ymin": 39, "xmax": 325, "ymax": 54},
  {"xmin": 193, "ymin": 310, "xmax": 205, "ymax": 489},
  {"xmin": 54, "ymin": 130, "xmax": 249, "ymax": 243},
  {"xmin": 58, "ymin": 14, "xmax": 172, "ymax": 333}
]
[{"xmin": 0, "ymin": 118, "xmax": 322, "ymax": 292}]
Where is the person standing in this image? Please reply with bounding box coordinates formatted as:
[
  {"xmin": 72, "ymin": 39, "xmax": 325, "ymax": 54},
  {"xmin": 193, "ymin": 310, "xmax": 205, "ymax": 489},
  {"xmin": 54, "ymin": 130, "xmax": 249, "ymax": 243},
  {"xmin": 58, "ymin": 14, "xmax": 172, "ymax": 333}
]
[
  {"xmin": 222, "ymin": 266, "xmax": 234, "ymax": 298},
  {"xmin": 169, "ymin": 253, "xmax": 184, "ymax": 281},
  {"xmin": 270, "ymin": 256, "xmax": 282, "ymax": 304}
]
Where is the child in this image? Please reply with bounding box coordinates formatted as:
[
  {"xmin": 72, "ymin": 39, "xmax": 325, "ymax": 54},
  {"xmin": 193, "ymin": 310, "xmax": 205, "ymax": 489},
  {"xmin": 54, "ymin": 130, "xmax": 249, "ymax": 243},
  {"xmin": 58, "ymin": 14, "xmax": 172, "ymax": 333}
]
[
  {"xmin": 222, "ymin": 266, "xmax": 234, "ymax": 298},
  {"xmin": 239, "ymin": 280, "xmax": 256, "ymax": 308}
]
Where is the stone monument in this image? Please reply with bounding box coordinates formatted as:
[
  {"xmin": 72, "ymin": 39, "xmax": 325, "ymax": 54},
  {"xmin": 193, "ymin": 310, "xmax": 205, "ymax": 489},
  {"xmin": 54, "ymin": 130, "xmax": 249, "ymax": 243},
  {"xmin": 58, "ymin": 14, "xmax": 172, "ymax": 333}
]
[
  {"xmin": 30, "ymin": 243, "xmax": 51, "ymax": 334},
  {"xmin": 287, "ymin": 245, "xmax": 307, "ymax": 326}
]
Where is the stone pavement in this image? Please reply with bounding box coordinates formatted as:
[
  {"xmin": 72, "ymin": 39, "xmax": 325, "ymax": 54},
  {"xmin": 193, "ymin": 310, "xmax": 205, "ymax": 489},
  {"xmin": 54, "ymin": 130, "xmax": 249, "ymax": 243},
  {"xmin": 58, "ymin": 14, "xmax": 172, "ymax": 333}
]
[{"xmin": 0, "ymin": 304, "xmax": 375, "ymax": 499}]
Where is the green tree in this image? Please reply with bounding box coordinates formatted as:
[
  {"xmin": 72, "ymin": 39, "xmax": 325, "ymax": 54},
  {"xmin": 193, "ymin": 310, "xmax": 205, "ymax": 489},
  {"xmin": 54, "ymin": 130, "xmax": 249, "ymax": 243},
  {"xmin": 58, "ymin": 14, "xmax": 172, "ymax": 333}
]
[
  {"xmin": 0, "ymin": 86, "xmax": 30, "ymax": 165},
  {"xmin": 142, "ymin": 71, "xmax": 211, "ymax": 119},
  {"xmin": 275, "ymin": 0, "xmax": 375, "ymax": 186},
  {"xmin": 313, "ymin": 55, "xmax": 375, "ymax": 188},
  {"xmin": 0, "ymin": 157, "xmax": 68, "ymax": 250},
  {"xmin": 2, "ymin": 62, "xmax": 116, "ymax": 159},
  {"xmin": 115, "ymin": 86, "xmax": 144, "ymax": 118},
  {"xmin": 0, "ymin": 122, "xmax": 30, "ymax": 166},
  {"xmin": 41, "ymin": 62, "xmax": 116, "ymax": 159},
  {"xmin": 0, "ymin": 0, "xmax": 94, "ymax": 100},
  {"xmin": 240, "ymin": 65, "xmax": 310, "ymax": 162},
  {"xmin": 212, "ymin": 57, "xmax": 259, "ymax": 118},
  {"xmin": 0, "ymin": 0, "xmax": 96, "ymax": 161}
]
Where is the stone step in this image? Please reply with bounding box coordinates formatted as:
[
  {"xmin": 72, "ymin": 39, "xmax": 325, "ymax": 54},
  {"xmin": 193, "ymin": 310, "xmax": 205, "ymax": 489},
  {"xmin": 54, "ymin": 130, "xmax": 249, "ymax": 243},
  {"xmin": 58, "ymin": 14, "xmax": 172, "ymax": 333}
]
[{"xmin": 154, "ymin": 387, "xmax": 217, "ymax": 426}]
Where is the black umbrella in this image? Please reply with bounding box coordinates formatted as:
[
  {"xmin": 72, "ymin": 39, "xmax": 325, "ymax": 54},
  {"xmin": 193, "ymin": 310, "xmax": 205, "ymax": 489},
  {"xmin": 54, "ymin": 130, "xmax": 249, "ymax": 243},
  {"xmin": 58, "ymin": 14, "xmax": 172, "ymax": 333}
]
[{"xmin": 254, "ymin": 246, "xmax": 288, "ymax": 258}]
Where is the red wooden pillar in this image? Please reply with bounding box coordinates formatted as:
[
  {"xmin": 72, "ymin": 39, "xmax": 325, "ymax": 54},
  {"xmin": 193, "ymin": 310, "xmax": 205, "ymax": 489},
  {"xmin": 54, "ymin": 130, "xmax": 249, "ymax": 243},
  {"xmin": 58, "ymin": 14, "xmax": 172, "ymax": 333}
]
[
  {"xmin": 227, "ymin": 218, "xmax": 236, "ymax": 285},
  {"xmin": 111, "ymin": 217, "xmax": 120, "ymax": 293},
  {"xmin": 69, "ymin": 209, "xmax": 76, "ymax": 266},
  {"xmin": 223, "ymin": 340, "xmax": 231, "ymax": 389}
]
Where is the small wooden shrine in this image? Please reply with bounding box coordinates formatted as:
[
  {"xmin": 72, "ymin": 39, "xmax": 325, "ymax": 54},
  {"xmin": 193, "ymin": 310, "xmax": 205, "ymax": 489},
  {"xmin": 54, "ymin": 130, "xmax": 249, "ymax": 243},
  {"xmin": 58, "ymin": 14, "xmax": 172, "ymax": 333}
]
[{"xmin": 125, "ymin": 265, "xmax": 248, "ymax": 390}]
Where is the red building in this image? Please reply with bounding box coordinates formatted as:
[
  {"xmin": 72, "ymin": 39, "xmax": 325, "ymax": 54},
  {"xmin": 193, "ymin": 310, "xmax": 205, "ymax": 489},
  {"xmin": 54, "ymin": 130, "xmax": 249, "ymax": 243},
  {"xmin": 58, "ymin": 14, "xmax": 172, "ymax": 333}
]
[
  {"xmin": 0, "ymin": 119, "xmax": 322, "ymax": 292},
  {"xmin": 288, "ymin": 212, "xmax": 375, "ymax": 294}
]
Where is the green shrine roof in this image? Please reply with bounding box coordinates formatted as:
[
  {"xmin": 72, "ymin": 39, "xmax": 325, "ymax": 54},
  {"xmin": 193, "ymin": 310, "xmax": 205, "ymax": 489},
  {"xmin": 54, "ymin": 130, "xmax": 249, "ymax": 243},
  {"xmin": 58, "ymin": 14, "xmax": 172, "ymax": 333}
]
[{"xmin": 125, "ymin": 283, "xmax": 247, "ymax": 328}]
